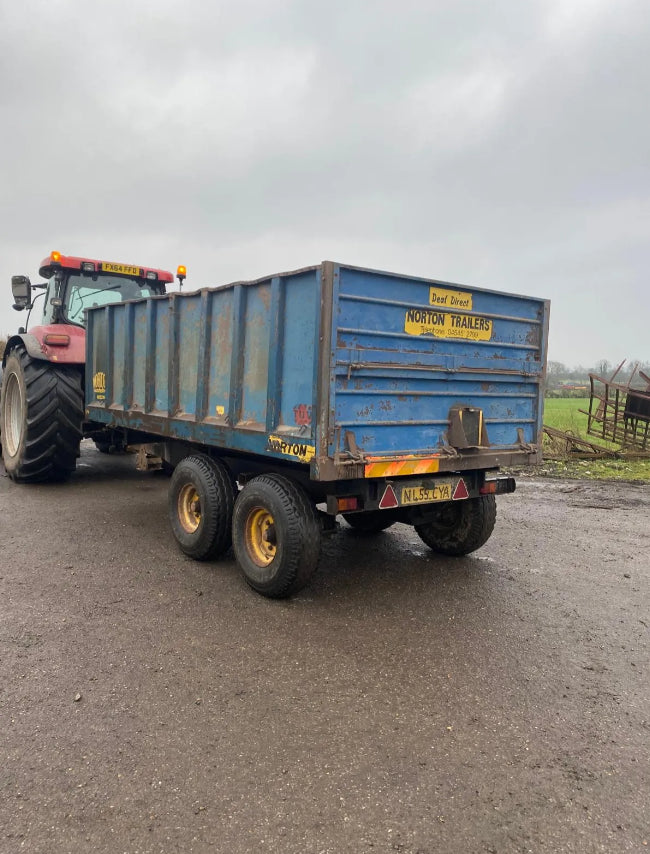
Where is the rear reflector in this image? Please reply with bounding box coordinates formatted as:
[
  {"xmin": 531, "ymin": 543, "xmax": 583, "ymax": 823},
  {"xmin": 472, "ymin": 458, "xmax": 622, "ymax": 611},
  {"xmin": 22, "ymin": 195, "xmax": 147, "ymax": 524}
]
[
  {"xmin": 43, "ymin": 333, "xmax": 70, "ymax": 346},
  {"xmin": 379, "ymin": 485, "xmax": 399, "ymax": 509},
  {"xmin": 452, "ymin": 479, "xmax": 469, "ymax": 500}
]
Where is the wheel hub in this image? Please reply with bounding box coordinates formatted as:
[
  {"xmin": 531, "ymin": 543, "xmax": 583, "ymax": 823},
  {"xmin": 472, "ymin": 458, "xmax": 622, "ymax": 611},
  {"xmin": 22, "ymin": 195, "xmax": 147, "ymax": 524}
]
[
  {"xmin": 178, "ymin": 483, "xmax": 201, "ymax": 533},
  {"xmin": 245, "ymin": 508, "xmax": 277, "ymax": 567},
  {"xmin": 3, "ymin": 371, "xmax": 24, "ymax": 457}
]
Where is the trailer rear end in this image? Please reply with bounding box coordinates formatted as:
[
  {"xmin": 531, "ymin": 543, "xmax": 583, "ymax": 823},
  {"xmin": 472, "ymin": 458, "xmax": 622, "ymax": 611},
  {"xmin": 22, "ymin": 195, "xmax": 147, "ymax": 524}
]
[{"xmin": 85, "ymin": 262, "xmax": 549, "ymax": 597}]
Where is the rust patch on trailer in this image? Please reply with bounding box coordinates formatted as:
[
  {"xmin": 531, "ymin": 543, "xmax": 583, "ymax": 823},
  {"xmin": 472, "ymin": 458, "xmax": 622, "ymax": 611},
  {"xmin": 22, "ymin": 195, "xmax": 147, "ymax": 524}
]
[
  {"xmin": 215, "ymin": 310, "xmax": 231, "ymax": 341},
  {"xmin": 258, "ymin": 285, "xmax": 271, "ymax": 311},
  {"xmin": 526, "ymin": 327, "xmax": 540, "ymax": 346}
]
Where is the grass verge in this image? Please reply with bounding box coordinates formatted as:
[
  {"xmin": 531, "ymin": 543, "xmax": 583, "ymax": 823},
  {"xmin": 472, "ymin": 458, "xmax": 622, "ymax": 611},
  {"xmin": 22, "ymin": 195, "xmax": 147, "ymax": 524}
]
[{"xmin": 539, "ymin": 398, "xmax": 650, "ymax": 482}]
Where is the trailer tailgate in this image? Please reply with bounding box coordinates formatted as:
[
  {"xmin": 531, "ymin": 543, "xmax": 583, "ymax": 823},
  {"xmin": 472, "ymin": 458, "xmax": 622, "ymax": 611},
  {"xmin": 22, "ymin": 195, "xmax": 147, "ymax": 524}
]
[{"xmin": 326, "ymin": 264, "xmax": 549, "ymax": 468}]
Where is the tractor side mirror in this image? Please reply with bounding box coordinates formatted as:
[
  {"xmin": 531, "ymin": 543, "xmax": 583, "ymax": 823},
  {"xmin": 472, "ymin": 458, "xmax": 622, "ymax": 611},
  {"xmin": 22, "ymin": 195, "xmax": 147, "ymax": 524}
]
[{"xmin": 11, "ymin": 275, "xmax": 33, "ymax": 311}]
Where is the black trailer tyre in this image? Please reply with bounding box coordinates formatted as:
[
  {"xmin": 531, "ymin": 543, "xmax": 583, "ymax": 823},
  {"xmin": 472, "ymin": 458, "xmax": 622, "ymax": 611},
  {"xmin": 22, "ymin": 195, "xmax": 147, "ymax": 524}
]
[
  {"xmin": 93, "ymin": 437, "xmax": 126, "ymax": 454},
  {"xmin": 343, "ymin": 511, "xmax": 396, "ymax": 534},
  {"xmin": 414, "ymin": 495, "xmax": 497, "ymax": 556},
  {"xmin": 232, "ymin": 474, "xmax": 321, "ymax": 598},
  {"xmin": 0, "ymin": 346, "xmax": 83, "ymax": 483},
  {"xmin": 169, "ymin": 454, "xmax": 237, "ymax": 560}
]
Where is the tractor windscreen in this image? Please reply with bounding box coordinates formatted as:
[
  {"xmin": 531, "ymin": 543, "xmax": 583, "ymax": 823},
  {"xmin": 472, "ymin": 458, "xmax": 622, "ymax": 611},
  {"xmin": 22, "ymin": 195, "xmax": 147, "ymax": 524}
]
[{"xmin": 64, "ymin": 273, "xmax": 161, "ymax": 326}]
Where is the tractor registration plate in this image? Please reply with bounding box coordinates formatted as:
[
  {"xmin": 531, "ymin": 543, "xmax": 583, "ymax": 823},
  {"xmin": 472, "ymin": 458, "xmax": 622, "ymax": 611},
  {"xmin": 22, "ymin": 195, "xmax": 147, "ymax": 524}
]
[
  {"xmin": 100, "ymin": 262, "xmax": 141, "ymax": 276},
  {"xmin": 401, "ymin": 482, "xmax": 453, "ymax": 505}
]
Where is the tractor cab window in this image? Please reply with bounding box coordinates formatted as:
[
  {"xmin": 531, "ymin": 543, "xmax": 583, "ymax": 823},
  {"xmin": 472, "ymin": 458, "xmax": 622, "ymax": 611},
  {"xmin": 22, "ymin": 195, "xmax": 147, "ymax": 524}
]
[
  {"xmin": 64, "ymin": 274, "xmax": 160, "ymax": 326},
  {"xmin": 41, "ymin": 276, "xmax": 57, "ymax": 324}
]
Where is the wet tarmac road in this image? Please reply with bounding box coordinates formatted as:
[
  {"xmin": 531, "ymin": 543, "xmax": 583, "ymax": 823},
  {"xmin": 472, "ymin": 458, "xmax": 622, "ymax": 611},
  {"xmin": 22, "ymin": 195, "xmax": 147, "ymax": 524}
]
[{"xmin": 1, "ymin": 444, "xmax": 648, "ymax": 853}]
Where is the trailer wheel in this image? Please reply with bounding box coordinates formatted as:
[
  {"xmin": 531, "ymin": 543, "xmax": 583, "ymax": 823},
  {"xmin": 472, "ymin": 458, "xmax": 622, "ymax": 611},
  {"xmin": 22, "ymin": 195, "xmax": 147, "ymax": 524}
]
[
  {"xmin": 232, "ymin": 474, "xmax": 321, "ymax": 598},
  {"xmin": 169, "ymin": 454, "xmax": 237, "ymax": 560},
  {"xmin": 94, "ymin": 436, "xmax": 127, "ymax": 454},
  {"xmin": 414, "ymin": 495, "xmax": 497, "ymax": 556},
  {"xmin": 343, "ymin": 511, "xmax": 395, "ymax": 534},
  {"xmin": 0, "ymin": 346, "xmax": 83, "ymax": 483}
]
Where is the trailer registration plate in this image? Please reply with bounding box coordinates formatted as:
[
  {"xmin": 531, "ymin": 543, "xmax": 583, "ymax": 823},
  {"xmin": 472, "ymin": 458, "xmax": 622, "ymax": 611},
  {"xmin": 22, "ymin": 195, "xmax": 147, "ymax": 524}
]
[{"xmin": 401, "ymin": 482, "xmax": 453, "ymax": 505}]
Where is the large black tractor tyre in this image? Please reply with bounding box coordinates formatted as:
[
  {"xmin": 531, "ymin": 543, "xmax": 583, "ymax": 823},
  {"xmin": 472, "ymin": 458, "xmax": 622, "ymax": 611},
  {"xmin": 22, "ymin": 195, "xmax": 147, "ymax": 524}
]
[
  {"xmin": 0, "ymin": 347, "xmax": 83, "ymax": 483},
  {"xmin": 414, "ymin": 495, "xmax": 497, "ymax": 556},
  {"xmin": 343, "ymin": 510, "xmax": 396, "ymax": 535},
  {"xmin": 232, "ymin": 474, "xmax": 321, "ymax": 599},
  {"xmin": 169, "ymin": 454, "xmax": 237, "ymax": 561}
]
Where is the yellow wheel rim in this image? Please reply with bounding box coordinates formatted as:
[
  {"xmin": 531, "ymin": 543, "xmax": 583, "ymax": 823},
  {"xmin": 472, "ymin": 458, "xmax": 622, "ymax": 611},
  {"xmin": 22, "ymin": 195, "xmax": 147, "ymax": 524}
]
[
  {"xmin": 245, "ymin": 508, "xmax": 276, "ymax": 567},
  {"xmin": 178, "ymin": 483, "xmax": 201, "ymax": 533}
]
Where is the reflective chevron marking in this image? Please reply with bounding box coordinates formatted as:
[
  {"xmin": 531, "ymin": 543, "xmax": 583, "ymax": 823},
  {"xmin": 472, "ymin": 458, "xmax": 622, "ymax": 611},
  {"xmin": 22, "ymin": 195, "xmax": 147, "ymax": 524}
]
[{"xmin": 364, "ymin": 457, "xmax": 441, "ymax": 478}]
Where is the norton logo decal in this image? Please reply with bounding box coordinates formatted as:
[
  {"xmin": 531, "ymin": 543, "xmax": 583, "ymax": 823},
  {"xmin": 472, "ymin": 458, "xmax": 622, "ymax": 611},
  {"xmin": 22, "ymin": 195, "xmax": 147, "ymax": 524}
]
[
  {"xmin": 404, "ymin": 308, "xmax": 493, "ymax": 342},
  {"xmin": 267, "ymin": 435, "xmax": 315, "ymax": 463},
  {"xmin": 92, "ymin": 371, "xmax": 106, "ymax": 401},
  {"xmin": 429, "ymin": 286, "xmax": 473, "ymax": 310}
]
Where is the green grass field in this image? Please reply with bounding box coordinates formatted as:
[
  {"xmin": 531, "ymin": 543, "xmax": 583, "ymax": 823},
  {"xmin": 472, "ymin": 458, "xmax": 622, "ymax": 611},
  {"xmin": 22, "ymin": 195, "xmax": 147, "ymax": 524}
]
[
  {"xmin": 543, "ymin": 397, "xmax": 592, "ymax": 435},
  {"xmin": 540, "ymin": 397, "xmax": 650, "ymax": 482}
]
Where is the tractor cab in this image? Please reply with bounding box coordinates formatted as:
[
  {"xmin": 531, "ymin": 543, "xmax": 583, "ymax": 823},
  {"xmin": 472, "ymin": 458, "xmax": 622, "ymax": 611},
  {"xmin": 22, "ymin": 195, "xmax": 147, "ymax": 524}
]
[{"xmin": 12, "ymin": 252, "xmax": 174, "ymax": 329}]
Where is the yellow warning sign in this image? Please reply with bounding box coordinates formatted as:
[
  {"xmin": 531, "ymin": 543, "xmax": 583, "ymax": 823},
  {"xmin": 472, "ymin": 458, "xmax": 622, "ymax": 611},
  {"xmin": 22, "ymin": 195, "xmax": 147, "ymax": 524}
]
[
  {"xmin": 404, "ymin": 308, "xmax": 492, "ymax": 341},
  {"xmin": 429, "ymin": 286, "xmax": 473, "ymax": 310},
  {"xmin": 92, "ymin": 371, "xmax": 106, "ymax": 400}
]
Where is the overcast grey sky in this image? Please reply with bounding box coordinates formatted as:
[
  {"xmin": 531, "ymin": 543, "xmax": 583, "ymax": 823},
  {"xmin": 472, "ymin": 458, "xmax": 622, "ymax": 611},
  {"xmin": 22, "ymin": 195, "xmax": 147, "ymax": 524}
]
[{"xmin": 1, "ymin": 0, "xmax": 648, "ymax": 367}]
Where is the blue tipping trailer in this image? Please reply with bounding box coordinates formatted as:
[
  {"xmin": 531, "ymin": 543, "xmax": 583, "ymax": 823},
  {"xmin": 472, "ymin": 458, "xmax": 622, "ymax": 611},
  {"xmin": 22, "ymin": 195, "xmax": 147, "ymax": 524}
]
[{"xmin": 85, "ymin": 262, "xmax": 549, "ymax": 597}]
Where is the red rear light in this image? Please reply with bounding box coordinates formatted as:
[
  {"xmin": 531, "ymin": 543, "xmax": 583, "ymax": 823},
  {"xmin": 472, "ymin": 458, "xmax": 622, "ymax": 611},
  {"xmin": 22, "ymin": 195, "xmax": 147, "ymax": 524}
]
[
  {"xmin": 480, "ymin": 481, "xmax": 497, "ymax": 495},
  {"xmin": 43, "ymin": 333, "xmax": 70, "ymax": 347}
]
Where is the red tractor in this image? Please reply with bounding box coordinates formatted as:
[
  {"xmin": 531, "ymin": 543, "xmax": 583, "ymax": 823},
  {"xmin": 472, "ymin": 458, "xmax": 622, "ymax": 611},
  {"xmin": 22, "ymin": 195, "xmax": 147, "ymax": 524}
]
[{"xmin": 1, "ymin": 251, "xmax": 180, "ymax": 482}]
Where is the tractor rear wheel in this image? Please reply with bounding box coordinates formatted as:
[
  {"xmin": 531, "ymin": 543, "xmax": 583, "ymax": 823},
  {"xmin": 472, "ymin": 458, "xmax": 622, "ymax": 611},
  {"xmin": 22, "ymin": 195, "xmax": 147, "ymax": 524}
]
[{"xmin": 0, "ymin": 346, "xmax": 83, "ymax": 483}]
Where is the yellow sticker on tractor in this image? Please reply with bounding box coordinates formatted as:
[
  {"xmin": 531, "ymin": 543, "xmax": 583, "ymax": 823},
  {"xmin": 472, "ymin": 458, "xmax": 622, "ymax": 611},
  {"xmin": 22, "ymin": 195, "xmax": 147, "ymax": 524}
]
[
  {"xmin": 429, "ymin": 287, "xmax": 473, "ymax": 310},
  {"xmin": 404, "ymin": 308, "xmax": 492, "ymax": 341},
  {"xmin": 267, "ymin": 435, "xmax": 315, "ymax": 463}
]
